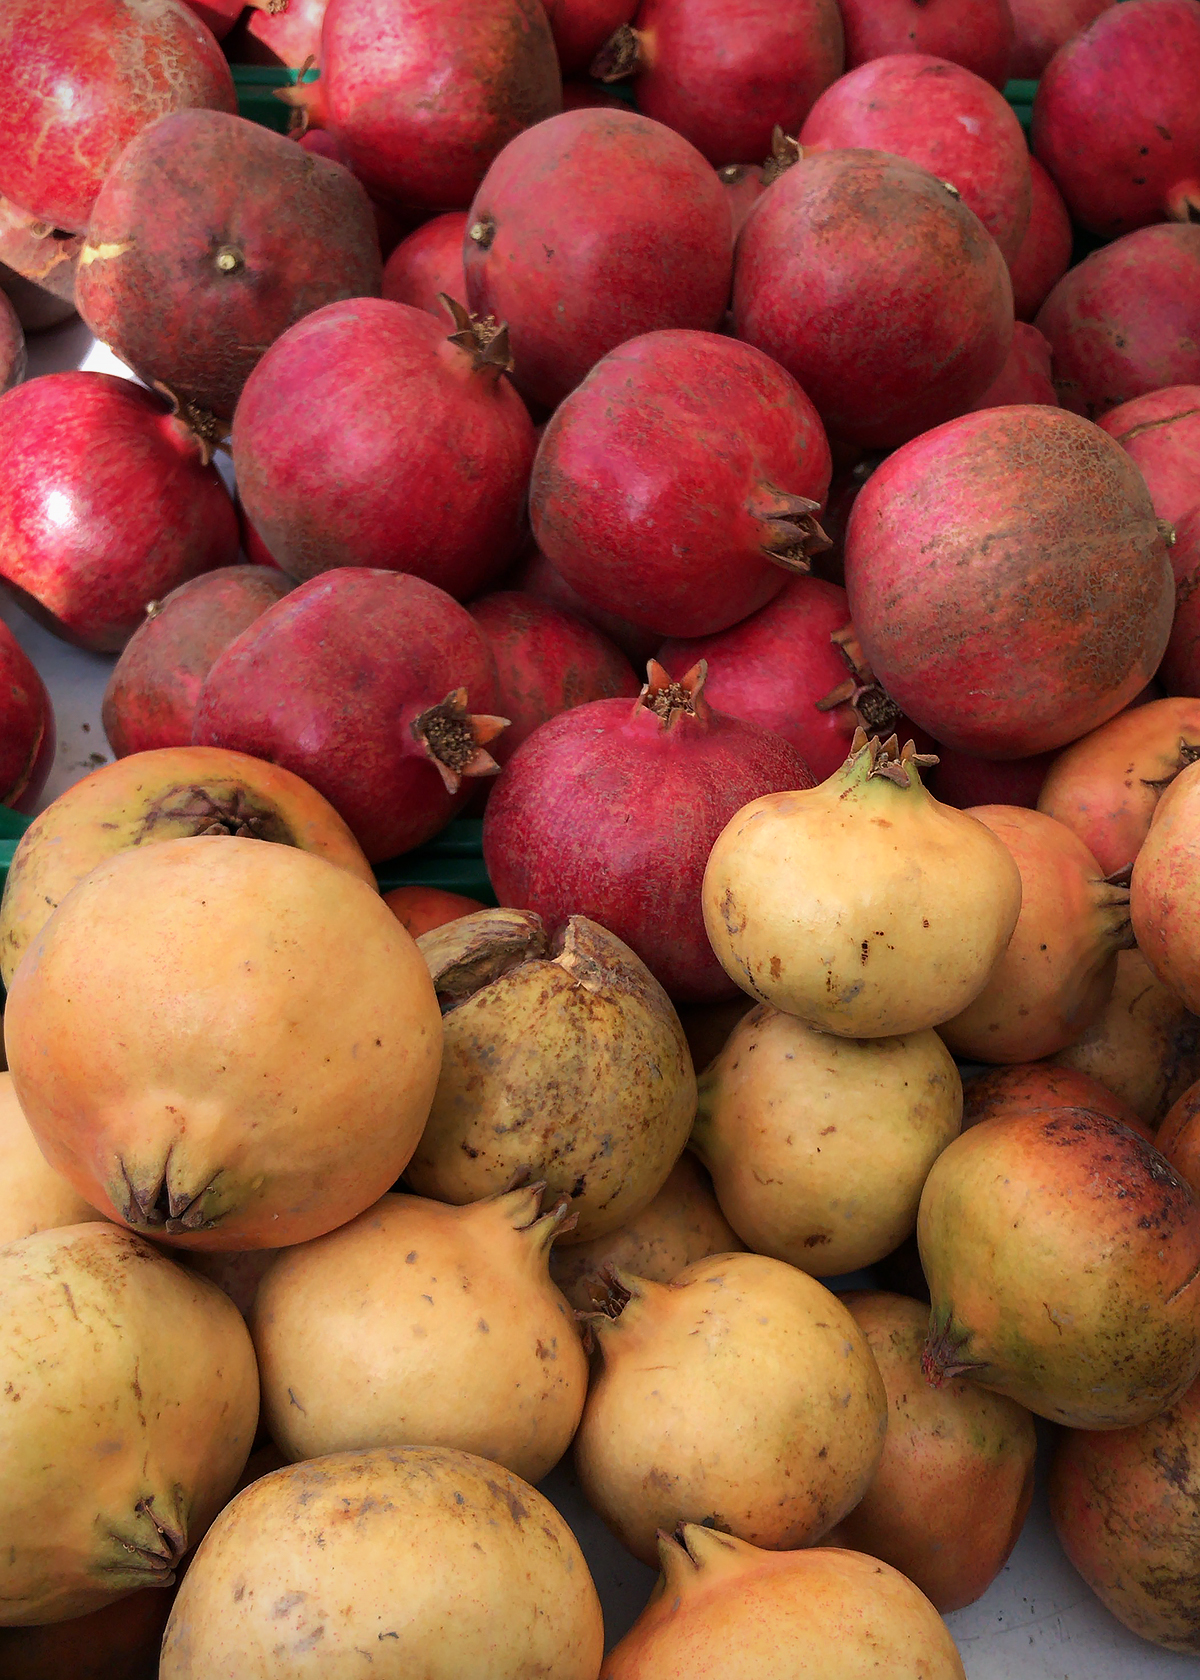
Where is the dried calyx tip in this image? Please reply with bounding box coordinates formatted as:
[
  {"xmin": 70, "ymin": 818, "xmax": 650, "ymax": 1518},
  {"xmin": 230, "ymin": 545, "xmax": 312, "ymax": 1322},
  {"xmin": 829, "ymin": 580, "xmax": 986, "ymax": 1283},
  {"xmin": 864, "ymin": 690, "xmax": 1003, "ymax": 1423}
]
[
  {"xmin": 638, "ymin": 658, "xmax": 708, "ymax": 726},
  {"xmin": 590, "ymin": 22, "xmax": 641, "ymax": 81},
  {"xmin": 761, "ymin": 127, "xmax": 803, "ymax": 184},
  {"xmin": 412, "ymin": 688, "xmax": 509, "ymax": 794},
  {"xmin": 440, "ymin": 294, "xmax": 513, "ymax": 376},
  {"xmin": 818, "ymin": 627, "xmax": 903, "ymax": 735},
  {"xmin": 849, "ymin": 726, "xmax": 938, "ymax": 787}
]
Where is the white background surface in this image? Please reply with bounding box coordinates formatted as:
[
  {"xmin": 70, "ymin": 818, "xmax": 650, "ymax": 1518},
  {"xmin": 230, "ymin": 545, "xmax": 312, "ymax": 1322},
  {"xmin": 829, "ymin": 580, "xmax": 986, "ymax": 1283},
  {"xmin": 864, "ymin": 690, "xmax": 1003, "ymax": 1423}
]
[{"xmin": 11, "ymin": 319, "xmax": 1191, "ymax": 1675}]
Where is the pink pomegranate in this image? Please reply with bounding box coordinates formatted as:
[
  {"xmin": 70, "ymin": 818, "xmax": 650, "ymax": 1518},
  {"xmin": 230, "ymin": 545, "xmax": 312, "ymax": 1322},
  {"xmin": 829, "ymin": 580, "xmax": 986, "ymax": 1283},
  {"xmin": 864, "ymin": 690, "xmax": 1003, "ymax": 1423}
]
[
  {"xmin": 232, "ymin": 297, "xmax": 535, "ymax": 597},
  {"xmin": 0, "ymin": 373, "xmax": 239, "ymax": 653},
  {"xmin": 930, "ymin": 746, "xmax": 1053, "ymax": 810},
  {"xmin": 184, "ymin": 0, "xmax": 246, "ymax": 38},
  {"xmin": 505, "ymin": 545, "xmax": 660, "ymax": 667},
  {"xmin": 1098, "ymin": 386, "xmax": 1200, "ymax": 526},
  {"xmin": 1036, "ymin": 225, "xmax": 1200, "ymax": 419},
  {"xmin": 1009, "ymin": 0, "xmax": 1113, "ymax": 76},
  {"xmin": 464, "ymin": 109, "xmax": 732, "ymax": 411},
  {"xmin": 1008, "ymin": 155, "xmax": 1074, "ymax": 321},
  {"xmin": 835, "ymin": 0, "xmax": 1015, "ymax": 88},
  {"xmin": 1031, "ymin": 0, "xmax": 1200, "ymax": 236},
  {"xmin": 1160, "ymin": 507, "xmax": 1200, "ymax": 695},
  {"xmin": 0, "ymin": 0, "xmax": 236, "ymax": 235},
  {"xmin": 228, "ymin": 0, "xmax": 327, "ymax": 64},
  {"xmin": 0, "ymin": 290, "xmax": 23, "ymax": 393},
  {"xmin": 194, "ymin": 569, "xmax": 505, "ymax": 860},
  {"xmin": 0, "ymin": 620, "xmax": 54, "ymax": 814},
  {"xmin": 529, "ymin": 328, "xmax": 832, "ymax": 637},
  {"xmin": 545, "ymin": 0, "xmax": 637, "ymax": 73},
  {"xmin": 483, "ymin": 660, "xmax": 814, "ymax": 1001},
  {"xmin": 968, "ymin": 322, "xmax": 1059, "ymax": 410},
  {"xmin": 719, "ymin": 164, "xmax": 767, "ymax": 242},
  {"xmin": 382, "ymin": 213, "xmax": 468, "ymax": 316},
  {"xmin": 799, "ymin": 55, "xmax": 1031, "ymax": 262},
  {"xmin": 732, "ymin": 149, "xmax": 1014, "ymax": 449},
  {"xmin": 843, "ymin": 406, "xmax": 1175, "ymax": 757},
  {"xmin": 591, "ymin": 0, "xmax": 844, "ymax": 166}
]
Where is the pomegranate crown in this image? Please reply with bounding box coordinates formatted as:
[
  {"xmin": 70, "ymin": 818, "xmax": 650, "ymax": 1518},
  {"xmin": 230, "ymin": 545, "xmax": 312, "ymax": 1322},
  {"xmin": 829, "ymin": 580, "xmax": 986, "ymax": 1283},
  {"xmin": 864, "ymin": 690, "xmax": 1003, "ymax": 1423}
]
[
  {"xmin": 635, "ymin": 659, "xmax": 711, "ymax": 729},
  {"xmin": 817, "ymin": 625, "xmax": 905, "ymax": 737},
  {"xmin": 411, "ymin": 688, "xmax": 509, "ymax": 794},
  {"xmin": 848, "ymin": 727, "xmax": 938, "ymax": 788},
  {"xmin": 440, "ymin": 295, "xmax": 514, "ymax": 379}
]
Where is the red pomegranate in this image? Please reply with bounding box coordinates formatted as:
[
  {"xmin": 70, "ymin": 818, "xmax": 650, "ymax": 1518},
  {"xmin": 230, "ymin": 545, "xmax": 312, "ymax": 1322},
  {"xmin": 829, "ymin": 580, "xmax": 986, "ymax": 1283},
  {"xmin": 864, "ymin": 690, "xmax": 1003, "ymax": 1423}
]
[
  {"xmin": 963, "ymin": 1062, "xmax": 1150, "ymax": 1136},
  {"xmin": 463, "ymin": 109, "xmax": 732, "ymax": 411},
  {"xmin": 545, "ymin": 0, "xmax": 637, "ymax": 74},
  {"xmin": 529, "ymin": 329, "xmax": 832, "ymax": 638},
  {"xmin": 1031, "ymin": 0, "xmax": 1200, "ymax": 236},
  {"xmin": 732, "ymin": 149, "xmax": 1014, "ymax": 449},
  {"xmin": 382, "ymin": 213, "xmax": 468, "ymax": 316},
  {"xmin": 228, "ymin": 0, "xmax": 328, "ymax": 64},
  {"xmin": 930, "ymin": 746, "xmax": 1054, "ymax": 810},
  {"xmin": 843, "ymin": 405, "xmax": 1175, "ymax": 757},
  {"xmin": 0, "ymin": 212, "xmax": 79, "ymax": 333},
  {"xmin": 1098, "ymin": 386, "xmax": 1200, "ymax": 526},
  {"xmin": 0, "ymin": 0, "xmax": 236, "ymax": 235},
  {"xmin": 231, "ymin": 297, "xmax": 535, "ymax": 597},
  {"xmin": 590, "ymin": 0, "xmax": 844, "ymax": 166},
  {"xmin": 184, "ymin": 0, "xmax": 246, "ymax": 38},
  {"xmin": 1036, "ymin": 225, "xmax": 1200, "ymax": 420},
  {"xmin": 799, "ymin": 55, "xmax": 1031, "ymax": 262},
  {"xmin": 483, "ymin": 660, "xmax": 814, "ymax": 1001},
  {"xmin": 967, "ymin": 322, "xmax": 1059, "ymax": 410},
  {"xmin": 0, "ymin": 373, "xmax": 239, "ymax": 652},
  {"xmin": 1160, "ymin": 506, "xmax": 1200, "ymax": 696},
  {"xmin": 719, "ymin": 164, "xmax": 766, "ymax": 242},
  {"xmin": 194, "ymin": 569, "xmax": 505, "ymax": 862},
  {"xmin": 1008, "ymin": 0, "xmax": 1112, "ymax": 76},
  {"xmin": 0, "ymin": 290, "xmax": 22, "ymax": 393},
  {"xmin": 835, "ymin": 0, "xmax": 1015, "ymax": 88},
  {"xmin": 504, "ymin": 545, "xmax": 660, "ymax": 667},
  {"xmin": 1008, "ymin": 155, "xmax": 1074, "ymax": 321},
  {"xmin": 0, "ymin": 620, "xmax": 54, "ymax": 814}
]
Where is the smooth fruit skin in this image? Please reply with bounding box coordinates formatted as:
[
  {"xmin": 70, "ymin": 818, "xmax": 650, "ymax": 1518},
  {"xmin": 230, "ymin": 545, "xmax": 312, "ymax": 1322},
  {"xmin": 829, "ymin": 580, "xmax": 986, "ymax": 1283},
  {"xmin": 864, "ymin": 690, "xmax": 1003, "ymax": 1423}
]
[
  {"xmin": 1008, "ymin": 155, "xmax": 1073, "ymax": 321},
  {"xmin": 1009, "ymin": 0, "xmax": 1111, "ymax": 76},
  {"xmin": 1098, "ymin": 384, "xmax": 1200, "ymax": 526},
  {"xmin": 835, "ymin": 0, "xmax": 1014, "ymax": 88},
  {"xmin": 962, "ymin": 1061, "xmax": 1150, "ymax": 1136},
  {"xmin": 464, "ymin": 109, "xmax": 732, "ymax": 411},
  {"xmin": 0, "ymin": 288, "xmax": 23, "ymax": 392},
  {"xmin": 0, "ymin": 1073, "xmax": 107, "ymax": 1248},
  {"xmin": 1132, "ymin": 760, "xmax": 1200, "ymax": 1011},
  {"xmin": 507, "ymin": 543, "xmax": 661, "ymax": 667},
  {"xmin": 0, "ymin": 0, "xmax": 237, "ymax": 235},
  {"xmin": 381, "ymin": 211, "xmax": 468, "ymax": 315},
  {"xmin": 228, "ymin": 0, "xmax": 328, "ymax": 64},
  {"xmin": 1159, "ymin": 1079, "xmax": 1200, "ymax": 1193},
  {"xmin": 0, "ymin": 373, "xmax": 239, "ymax": 652},
  {"xmin": 1161, "ymin": 507, "xmax": 1200, "ymax": 695},
  {"xmin": 383, "ymin": 884, "xmax": 486, "ymax": 937},
  {"xmin": 844, "ymin": 406, "xmax": 1175, "ymax": 757},
  {"xmin": 732, "ymin": 149, "xmax": 1013, "ymax": 450},
  {"xmin": 546, "ymin": 0, "xmax": 637, "ymax": 72},
  {"xmin": 0, "ymin": 619, "xmax": 54, "ymax": 814},
  {"xmin": 1031, "ymin": 0, "xmax": 1200, "ymax": 236},
  {"xmin": 967, "ymin": 321, "xmax": 1058, "ymax": 410}
]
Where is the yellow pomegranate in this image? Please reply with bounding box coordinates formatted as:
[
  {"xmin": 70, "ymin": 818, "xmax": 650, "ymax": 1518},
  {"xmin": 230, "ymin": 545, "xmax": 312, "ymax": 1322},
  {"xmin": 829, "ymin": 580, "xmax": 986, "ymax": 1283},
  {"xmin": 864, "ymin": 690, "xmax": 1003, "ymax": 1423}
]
[{"xmin": 0, "ymin": 1071, "xmax": 106, "ymax": 1246}]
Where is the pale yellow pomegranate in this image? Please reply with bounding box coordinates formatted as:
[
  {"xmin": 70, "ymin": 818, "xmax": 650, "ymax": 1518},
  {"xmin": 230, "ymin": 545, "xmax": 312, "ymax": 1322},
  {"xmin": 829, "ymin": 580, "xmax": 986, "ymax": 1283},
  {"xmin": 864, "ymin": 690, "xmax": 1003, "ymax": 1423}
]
[
  {"xmin": 1132, "ymin": 759, "xmax": 1200, "ymax": 1011},
  {"xmin": 0, "ymin": 1071, "xmax": 106, "ymax": 1246}
]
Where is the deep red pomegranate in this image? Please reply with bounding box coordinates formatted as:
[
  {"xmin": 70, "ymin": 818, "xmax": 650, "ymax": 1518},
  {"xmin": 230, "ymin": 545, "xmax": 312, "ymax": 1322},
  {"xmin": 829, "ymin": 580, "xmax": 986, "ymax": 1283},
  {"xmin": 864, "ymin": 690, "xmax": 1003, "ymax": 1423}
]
[
  {"xmin": 382, "ymin": 213, "xmax": 469, "ymax": 316},
  {"xmin": 1008, "ymin": 155, "xmax": 1074, "ymax": 321},
  {"xmin": 0, "ymin": 221, "xmax": 78, "ymax": 334},
  {"xmin": 835, "ymin": 0, "xmax": 1015, "ymax": 88},
  {"xmin": 1031, "ymin": 0, "xmax": 1200, "ymax": 236},
  {"xmin": 1009, "ymin": 0, "xmax": 1111, "ymax": 76},
  {"xmin": 590, "ymin": 0, "xmax": 844, "ymax": 166},
  {"xmin": 0, "ymin": 620, "xmax": 54, "ymax": 814},
  {"xmin": 0, "ymin": 291, "xmax": 23, "ymax": 393},
  {"xmin": 545, "ymin": 0, "xmax": 637, "ymax": 73},
  {"xmin": 930, "ymin": 746, "xmax": 1054, "ymax": 810},
  {"xmin": 194, "ymin": 569, "xmax": 505, "ymax": 861},
  {"xmin": 231, "ymin": 297, "xmax": 535, "ymax": 597},
  {"xmin": 1160, "ymin": 507, "xmax": 1200, "ymax": 696},
  {"xmin": 0, "ymin": 373, "xmax": 239, "ymax": 652},
  {"xmin": 843, "ymin": 405, "xmax": 1175, "ymax": 757},
  {"xmin": 483, "ymin": 660, "xmax": 814, "ymax": 1001},
  {"xmin": 1098, "ymin": 386, "xmax": 1200, "ymax": 526},
  {"xmin": 967, "ymin": 322, "xmax": 1058, "ymax": 410},
  {"xmin": 228, "ymin": 0, "xmax": 327, "ymax": 64},
  {"xmin": 733, "ymin": 149, "xmax": 1013, "ymax": 449},
  {"xmin": 505, "ymin": 545, "xmax": 660, "ymax": 667},
  {"xmin": 0, "ymin": 0, "xmax": 236, "ymax": 235},
  {"xmin": 799, "ymin": 55, "xmax": 1031, "ymax": 262},
  {"xmin": 463, "ymin": 108, "xmax": 732, "ymax": 411},
  {"xmin": 234, "ymin": 496, "xmax": 285, "ymax": 571},
  {"xmin": 719, "ymin": 164, "xmax": 767, "ymax": 242},
  {"xmin": 529, "ymin": 328, "xmax": 832, "ymax": 637}
]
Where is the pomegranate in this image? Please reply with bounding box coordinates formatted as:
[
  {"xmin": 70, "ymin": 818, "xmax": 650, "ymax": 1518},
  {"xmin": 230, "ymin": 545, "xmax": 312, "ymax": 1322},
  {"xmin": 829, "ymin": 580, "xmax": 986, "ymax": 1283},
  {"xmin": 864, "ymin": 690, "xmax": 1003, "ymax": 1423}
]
[
  {"xmin": 602, "ymin": 1528, "xmax": 966, "ymax": 1679},
  {"xmin": 0, "ymin": 1586, "xmax": 175, "ymax": 1680},
  {"xmin": 1050, "ymin": 1374, "xmax": 1200, "ymax": 1653},
  {"xmin": 0, "ymin": 1223, "xmax": 258, "ymax": 1625},
  {"xmin": 1031, "ymin": 0, "xmax": 1200, "ymax": 235},
  {"xmin": 963, "ymin": 1061, "xmax": 1151, "ymax": 1136},
  {"xmin": 1132, "ymin": 759, "xmax": 1200, "ymax": 1010},
  {"xmin": 835, "ymin": 0, "xmax": 1014, "ymax": 87},
  {"xmin": 1036, "ymin": 224, "xmax": 1200, "ymax": 418},
  {"xmin": 703, "ymin": 732, "xmax": 1023, "ymax": 1035},
  {"xmin": 929, "ymin": 745, "xmax": 1053, "ymax": 809},
  {"xmin": 1160, "ymin": 1078, "xmax": 1200, "ymax": 1191},
  {"xmin": 732, "ymin": 149, "xmax": 1013, "ymax": 449},
  {"xmin": 5, "ymin": 838, "xmax": 443, "ymax": 1249},
  {"xmin": 183, "ymin": 0, "xmax": 246, "ymax": 37},
  {"xmin": 1008, "ymin": 155, "xmax": 1074, "ymax": 320},
  {"xmin": 231, "ymin": 298, "xmax": 534, "ymax": 597},
  {"xmin": 381, "ymin": 211, "xmax": 468, "ymax": 315},
  {"xmin": 0, "ymin": 198, "xmax": 81, "ymax": 327},
  {"xmin": 530, "ymin": 329, "xmax": 833, "ymax": 638},
  {"xmin": 182, "ymin": 1247, "xmax": 278, "ymax": 1324},
  {"xmin": 195, "ymin": 570, "xmax": 507, "ymax": 862},
  {"xmin": 506, "ymin": 543, "xmax": 661, "ymax": 666},
  {"xmin": 677, "ymin": 996, "xmax": 754, "ymax": 1068},
  {"xmin": 227, "ymin": 0, "xmax": 327, "ymax": 64},
  {"xmin": 919, "ymin": 1106, "xmax": 1200, "ymax": 1426},
  {"xmin": 484, "ymin": 661, "xmax": 813, "ymax": 1001},
  {"xmin": 383, "ymin": 884, "xmax": 486, "ymax": 937},
  {"xmin": 967, "ymin": 321, "xmax": 1059, "ymax": 409},
  {"xmin": 1098, "ymin": 384, "xmax": 1200, "ymax": 525},
  {"xmin": 843, "ymin": 406, "xmax": 1175, "ymax": 756},
  {"xmin": 693, "ymin": 1004, "xmax": 962, "ymax": 1273},
  {"xmin": 463, "ymin": 109, "xmax": 732, "ymax": 410},
  {"xmin": 0, "ymin": 372, "xmax": 239, "ymax": 652},
  {"xmin": 0, "ymin": 0, "xmax": 236, "ymax": 235},
  {"xmin": 719, "ymin": 163, "xmax": 767, "ymax": 242},
  {"xmin": 0, "ymin": 619, "xmax": 54, "ymax": 813},
  {"xmin": 827, "ymin": 1292, "xmax": 1036, "ymax": 1612},
  {"xmin": 0, "ymin": 261, "xmax": 75, "ymax": 334},
  {"xmin": 409, "ymin": 909, "xmax": 696, "ymax": 1240},
  {"xmin": 102, "ymin": 566, "xmax": 292, "ymax": 758},
  {"xmin": 574, "ymin": 1253, "xmax": 887, "ymax": 1563},
  {"xmin": 159, "ymin": 1448, "xmax": 604, "ymax": 1680},
  {"xmin": 1161, "ymin": 506, "xmax": 1200, "ymax": 694},
  {"xmin": 0, "ymin": 1072, "xmax": 106, "ymax": 1247},
  {"xmin": 590, "ymin": 0, "xmax": 844, "ymax": 166},
  {"xmin": 0, "ymin": 288, "xmax": 23, "ymax": 391},
  {"xmin": 1009, "ymin": 0, "xmax": 1112, "ymax": 75},
  {"xmin": 545, "ymin": 0, "xmax": 637, "ymax": 71}
]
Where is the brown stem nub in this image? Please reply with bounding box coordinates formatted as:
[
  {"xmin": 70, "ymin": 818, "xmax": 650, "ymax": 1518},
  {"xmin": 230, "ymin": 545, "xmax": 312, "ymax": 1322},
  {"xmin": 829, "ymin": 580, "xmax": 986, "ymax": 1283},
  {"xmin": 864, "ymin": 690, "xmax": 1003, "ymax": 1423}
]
[
  {"xmin": 439, "ymin": 294, "xmax": 514, "ymax": 378},
  {"xmin": 151, "ymin": 381, "xmax": 228, "ymax": 465},
  {"xmin": 1159, "ymin": 518, "xmax": 1178, "ymax": 546},
  {"xmin": 761, "ymin": 127, "xmax": 803, "ymax": 185},
  {"xmin": 637, "ymin": 658, "xmax": 709, "ymax": 729},
  {"xmin": 590, "ymin": 23, "xmax": 643, "ymax": 81},
  {"xmin": 817, "ymin": 625, "xmax": 906, "ymax": 739},
  {"xmin": 412, "ymin": 688, "xmax": 509, "ymax": 794},
  {"xmin": 848, "ymin": 726, "xmax": 938, "ymax": 788},
  {"xmin": 921, "ymin": 1317, "xmax": 984, "ymax": 1387},
  {"xmin": 1141, "ymin": 737, "xmax": 1200, "ymax": 798},
  {"xmin": 753, "ymin": 487, "xmax": 831, "ymax": 572}
]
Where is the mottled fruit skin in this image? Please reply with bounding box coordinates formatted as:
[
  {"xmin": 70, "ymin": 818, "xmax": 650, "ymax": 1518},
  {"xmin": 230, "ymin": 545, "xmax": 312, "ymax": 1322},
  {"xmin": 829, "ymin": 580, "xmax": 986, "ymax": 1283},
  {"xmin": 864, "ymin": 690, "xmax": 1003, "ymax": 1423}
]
[
  {"xmin": 837, "ymin": 0, "xmax": 1014, "ymax": 88},
  {"xmin": 0, "ymin": 0, "xmax": 237, "ymax": 234},
  {"xmin": 381, "ymin": 211, "xmax": 468, "ymax": 315},
  {"xmin": 464, "ymin": 109, "xmax": 732, "ymax": 410},
  {"xmin": 800, "ymin": 55, "xmax": 1030, "ymax": 262},
  {"xmin": 1031, "ymin": 0, "xmax": 1200, "ymax": 236},
  {"xmin": 0, "ymin": 620, "xmax": 54, "ymax": 814},
  {"xmin": 1009, "ymin": 0, "xmax": 1111, "ymax": 76},
  {"xmin": 530, "ymin": 329, "xmax": 832, "ymax": 637},
  {"xmin": 0, "ymin": 288, "xmax": 24, "ymax": 392},
  {"xmin": 968, "ymin": 321, "xmax": 1058, "ymax": 410},
  {"xmin": 1161, "ymin": 507, "xmax": 1200, "ymax": 695},
  {"xmin": 733, "ymin": 149, "xmax": 1013, "ymax": 449},
  {"xmin": 844, "ymin": 406, "xmax": 1175, "ymax": 756},
  {"xmin": 228, "ymin": 0, "xmax": 327, "ymax": 64},
  {"xmin": 546, "ymin": 0, "xmax": 636, "ymax": 72},
  {"xmin": 1036, "ymin": 225, "xmax": 1200, "ymax": 419},
  {"xmin": 1098, "ymin": 384, "xmax": 1200, "ymax": 525},
  {"xmin": 0, "ymin": 373, "xmax": 239, "ymax": 652},
  {"xmin": 1132, "ymin": 760, "xmax": 1200, "ymax": 1011},
  {"xmin": 1159, "ymin": 1079, "xmax": 1200, "ymax": 1193},
  {"xmin": 963, "ymin": 1061, "xmax": 1149, "ymax": 1136},
  {"xmin": 232, "ymin": 298, "xmax": 534, "ymax": 597},
  {"xmin": 1008, "ymin": 155, "xmax": 1074, "ymax": 320}
]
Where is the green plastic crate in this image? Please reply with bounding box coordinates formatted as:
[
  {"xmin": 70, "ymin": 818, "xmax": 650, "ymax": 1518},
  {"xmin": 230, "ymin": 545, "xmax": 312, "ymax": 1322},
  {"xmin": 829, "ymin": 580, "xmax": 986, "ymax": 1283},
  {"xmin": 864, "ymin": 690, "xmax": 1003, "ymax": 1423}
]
[{"xmin": 231, "ymin": 64, "xmax": 319, "ymax": 134}]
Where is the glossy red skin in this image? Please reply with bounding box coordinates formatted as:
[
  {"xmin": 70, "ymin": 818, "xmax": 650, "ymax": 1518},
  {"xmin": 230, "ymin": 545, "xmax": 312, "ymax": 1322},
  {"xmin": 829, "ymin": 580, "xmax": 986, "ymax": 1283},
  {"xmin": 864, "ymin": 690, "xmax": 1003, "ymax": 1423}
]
[
  {"xmin": 319, "ymin": 0, "xmax": 562, "ymax": 210},
  {"xmin": 1008, "ymin": 155, "xmax": 1073, "ymax": 322},
  {"xmin": 836, "ymin": 0, "xmax": 1015, "ymax": 88},
  {"xmin": 382, "ymin": 213, "xmax": 469, "ymax": 315},
  {"xmin": 1098, "ymin": 386, "xmax": 1200, "ymax": 526},
  {"xmin": 231, "ymin": 297, "xmax": 535, "ymax": 597},
  {"xmin": 627, "ymin": 0, "xmax": 844, "ymax": 166},
  {"xmin": 483, "ymin": 692, "xmax": 814, "ymax": 1000},
  {"xmin": 967, "ymin": 322, "xmax": 1058, "ymax": 411},
  {"xmin": 102, "ymin": 566, "xmax": 293, "ymax": 757},
  {"xmin": 468, "ymin": 591, "xmax": 639, "ymax": 765},
  {"xmin": 184, "ymin": 0, "xmax": 244, "ymax": 38},
  {"xmin": 929, "ymin": 746, "xmax": 1053, "ymax": 810},
  {"xmin": 0, "ymin": 372, "xmax": 239, "ymax": 653},
  {"xmin": 963, "ymin": 1063, "xmax": 1151, "ymax": 1137},
  {"xmin": 464, "ymin": 109, "xmax": 733, "ymax": 411},
  {"xmin": 1031, "ymin": 0, "xmax": 1200, "ymax": 237},
  {"xmin": 1159, "ymin": 506, "xmax": 1200, "ymax": 696},
  {"xmin": 800, "ymin": 55, "xmax": 1030, "ymax": 263},
  {"xmin": 733, "ymin": 149, "xmax": 1014, "ymax": 450},
  {"xmin": 0, "ymin": 289, "xmax": 23, "ymax": 393},
  {"xmin": 1008, "ymin": 0, "xmax": 1111, "ymax": 76},
  {"xmin": 229, "ymin": 0, "xmax": 327, "ymax": 64},
  {"xmin": 545, "ymin": 0, "xmax": 637, "ymax": 74},
  {"xmin": 0, "ymin": 0, "xmax": 236, "ymax": 235},
  {"xmin": 720, "ymin": 164, "xmax": 766, "ymax": 243},
  {"xmin": 843, "ymin": 406, "xmax": 1175, "ymax": 757},
  {"xmin": 0, "ymin": 618, "xmax": 55, "ymax": 814},
  {"xmin": 194, "ymin": 569, "xmax": 501, "ymax": 861},
  {"xmin": 504, "ymin": 545, "xmax": 660, "ymax": 667}
]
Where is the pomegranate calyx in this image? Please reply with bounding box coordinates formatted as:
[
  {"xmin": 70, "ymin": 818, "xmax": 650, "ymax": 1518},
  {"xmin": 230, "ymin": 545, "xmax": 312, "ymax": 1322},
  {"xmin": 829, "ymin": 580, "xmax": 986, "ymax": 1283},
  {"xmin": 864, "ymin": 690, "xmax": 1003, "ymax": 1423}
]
[
  {"xmin": 754, "ymin": 486, "xmax": 832, "ymax": 572},
  {"xmin": 245, "ymin": 0, "xmax": 288, "ymax": 12},
  {"xmin": 519, "ymin": 1190, "xmax": 579, "ymax": 1252},
  {"xmin": 118, "ymin": 1154, "xmax": 221, "ymax": 1236},
  {"xmin": 273, "ymin": 61, "xmax": 320, "ymax": 136},
  {"xmin": 590, "ymin": 23, "xmax": 643, "ymax": 82},
  {"xmin": 152, "ymin": 379, "xmax": 227, "ymax": 466},
  {"xmin": 1140, "ymin": 737, "xmax": 1200, "ymax": 794},
  {"xmin": 468, "ymin": 215, "xmax": 496, "ymax": 251},
  {"xmin": 921, "ymin": 1316, "xmax": 985, "ymax": 1388},
  {"xmin": 637, "ymin": 658, "xmax": 710, "ymax": 729},
  {"xmin": 1166, "ymin": 182, "xmax": 1200, "ymax": 225},
  {"xmin": 1093, "ymin": 873, "xmax": 1136, "ymax": 950},
  {"xmin": 412, "ymin": 687, "xmax": 510, "ymax": 793},
  {"xmin": 847, "ymin": 726, "xmax": 938, "ymax": 788},
  {"xmin": 761, "ymin": 127, "xmax": 803, "ymax": 185},
  {"xmin": 1159, "ymin": 518, "xmax": 1178, "ymax": 546},
  {"xmin": 439, "ymin": 294, "xmax": 514, "ymax": 377},
  {"xmin": 419, "ymin": 908, "xmax": 544, "ymax": 1009},
  {"xmin": 816, "ymin": 625, "xmax": 904, "ymax": 737}
]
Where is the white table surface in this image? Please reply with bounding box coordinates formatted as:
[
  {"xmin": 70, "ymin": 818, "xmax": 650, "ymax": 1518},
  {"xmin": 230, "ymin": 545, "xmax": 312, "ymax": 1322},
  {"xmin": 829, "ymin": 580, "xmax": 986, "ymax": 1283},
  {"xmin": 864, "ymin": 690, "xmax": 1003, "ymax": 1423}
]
[{"xmin": 10, "ymin": 317, "xmax": 1189, "ymax": 1677}]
